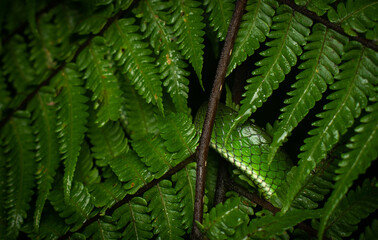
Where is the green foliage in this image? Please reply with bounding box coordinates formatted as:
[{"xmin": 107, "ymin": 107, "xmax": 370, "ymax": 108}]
[
  {"xmin": 235, "ymin": 4, "xmax": 313, "ymax": 130},
  {"xmin": 0, "ymin": 0, "xmax": 376, "ymax": 239},
  {"xmin": 328, "ymin": 0, "xmax": 378, "ymax": 40}
]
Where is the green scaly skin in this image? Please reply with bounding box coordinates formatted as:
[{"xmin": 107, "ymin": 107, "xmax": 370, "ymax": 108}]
[{"xmin": 194, "ymin": 103, "xmax": 292, "ymax": 199}]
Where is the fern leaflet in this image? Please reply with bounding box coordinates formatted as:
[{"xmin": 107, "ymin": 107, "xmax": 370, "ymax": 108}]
[
  {"xmin": 328, "ymin": 0, "xmax": 378, "ymax": 40},
  {"xmin": 235, "ymin": 4, "xmax": 312, "ymax": 132},
  {"xmin": 268, "ymin": 23, "xmax": 346, "ymax": 162},
  {"xmin": 112, "ymin": 197, "xmax": 153, "ymax": 240},
  {"xmin": 77, "ymin": 36, "xmax": 124, "ymax": 127},
  {"xmin": 55, "ymin": 64, "xmax": 89, "ymax": 202},
  {"xmin": 281, "ymin": 42, "xmax": 378, "ymax": 212},
  {"xmin": 318, "ymin": 100, "xmax": 378, "ymax": 238},
  {"xmin": 170, "ymin": 0, "xmax": 205, "ymax": 84},
  {"xmin": 1, "ymin": 114, "xmax": 36, "ymax": 239},
  {"xmin": 136, "ymin": 0, "xmax": 190, "ymax": 113},
  {"xmin": 203, "ymin": 0, "xmax": 235, "ymax": 41},
  {"xmin": 29, "ymin": 87, "xmax": 60, "ymax": 232},
  {"xmin": 227, "ymin": 0, "xmax": 278, "ymax": 75},
  {"xmin": 83, "ymin": 216, "xmax": 121, "ymax": 240},
  {"xmin": 144, "ymin": 180, "xmax": 185, "ymax": 240},
  {"xmin": 105, "ymin": 18, "xmax": 164, "ymax": 112}
]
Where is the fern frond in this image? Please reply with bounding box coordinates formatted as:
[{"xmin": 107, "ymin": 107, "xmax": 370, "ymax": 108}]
[
  {"xmin": 29, "ymin": 87, "xmax": 60, "ymax": 232},
  {"xmin": 144, "ymin": 180, "xmax": 185, "ymax": 240},
  {"xmin": 0, "ymin": 136, "xmax": 7, "ymax": 236},
  {"xmin": 1, "ymin": 114, "xmax": 36, "ymax": 239},
  {"xmin": 136, "ymin": 0, "xmax": 190, "ymax": 113},
  {"xmin": 269, "ymin": 23, "xmax": 346, "ymax": 162},
  {"xmin": 328, "ymin": 0, "xmax": 378, "ymax": 40},
  {"xmin": 132, "ymin": 135, "xmax": 173, "ymax": 178},
  {"xmin": 318, "ymin": 100, "xmax": 378, "ymax": 238},
  {"xmin": 89, "ymin": 174, "xmax": 127, "ymax": 209},
  {"xmin": 105, "ymin": 18, "xmax": 163, "ymax": 111},
  {"xmin": 0, "ymin": 74, "xmax": 11, "ymax": 119},
  {"xmin": 159, "ymin": 112, "xmax": 199, "ymax": 162},
  {"xmin": 236, "ymin": 4, "xmax": 312, "ymax": 127},
  {"xmin": 170, "ymin": 0, "xmax": 205, "ymax": 83},
  {"xmin": 316, "ymin": 178, "xmax": 378, "ymax": 239},
  {"xmin": 112, "ymin": 197, "xmax": 153, "ymax": 240},
  {"xmin": 172, "ymin": 162, "xmax": 196, "ymax": 232},
  {"xmin": 2, "ymin": 35, "xmax": 36, "ymax": 93},
  {"xmin": 55, "ymin": 64, "xmax": 89, "ymax": 202},
  {"xmin": 109, "ymin": 150, "xmax": 154, "ymax": 195},
  {"xmin": 199, "ymin": 196, "xmax": 251, "ymax": 240},
  {"xmin": 74, "ymin": 142, "xmax": 100, "ymax": 185},
  {"xmin": 36, "ymin": 5, "xmax": 79, "ymax": 60},
  {"xmin": 83, "ymin": 215, "xmax": 121, "ymax": 240},
  {"xmin": 77, "ymin": 36, "xmax": 124, "ymax": 127},
  {"xmin": 49, "ymin": 181, "xmax": 95, "ymax": 232},
  {"xmin": 242, "ymin": 209, "xmax": 322, "ymax": 239},
  {"xmin": 203, "ymin": 0, "xmax": 235, "ymax": 41},
  {"xmin": 30, "ymin": 207, "xmax": 69, "ymax": 240},
  {"xmin": 281, "ymin": 42, "xmax": 377, "ymax": 212},
  {"xmin": 74, "ymin": 3, "xmax": 114, "ymax": 35},
  {"xmin": 88, "ymin": 119, "xmax": 129, "ymax": 166},
  {"xmin": 29, "ymin": 37, "xmax": 56, "ymax": 80},
  {"xmin": 227, "ymin": 0, "xmax": 278, "ymax": 75},
  {"xmin": 295, "ymin": 0, "xmax": 336, "ymax": 16},
  {"xmin": 121, "ymin": 76, "xmax": 160, "ymax": 140},
  {"xmin": 359, "ymin": 218, "xmax": 378, "ymax": 240}
]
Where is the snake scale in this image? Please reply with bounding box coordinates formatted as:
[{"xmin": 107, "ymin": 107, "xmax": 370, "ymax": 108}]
[{"xmin": 194, "ymin": 103, "xmax": 292, "ymax": 199}]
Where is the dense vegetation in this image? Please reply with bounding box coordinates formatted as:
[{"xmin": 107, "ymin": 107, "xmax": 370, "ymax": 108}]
[{"xmin": 0, "ymin": 0, "xmax": 377, "ymax": 239}]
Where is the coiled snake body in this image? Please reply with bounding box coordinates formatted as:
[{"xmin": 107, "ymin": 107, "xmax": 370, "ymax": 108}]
[{"xmin": 194, "ymin": 103, "xmax": 292, "ymax": 199}]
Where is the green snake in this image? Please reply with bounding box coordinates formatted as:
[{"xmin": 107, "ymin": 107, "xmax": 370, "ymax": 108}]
[{"xmin": 194, "ymin": 103, "xmax": 292, "ymax": 199}]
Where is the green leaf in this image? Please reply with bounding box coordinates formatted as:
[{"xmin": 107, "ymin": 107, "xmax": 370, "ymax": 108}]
[
  {"xmin": 328, "ymin": 0, "xmax": 378, "ymax": 40},
  {"xmin": 88, "ymin": 119, "xmax": 129, "ymax": 167},
  {"xmin": 112, "ymin": 197, "xmax": 153, "ymax": 240},
  {"xmin": 268, "ymin": 23, "xmax": 346, "ymax": 163},
  {"xmin": 74, "ymin": 141, "xmax": 100, "ymax": 185},
  {"xmin": 359, "ymin": 219, "xmax": 378, "ymax": 240},
  {"xmin": 49, "ymin": 181, "xmax": 94, "ymax": 232},
  {"xmin": 77, "ymin": 36, "xmax": 124, "ymax": 127},
  {"xmin": 29, "ymin": 87, "xmax": 60, "ymax": 232},
  {"xmin": 318, "ymin": 101, "xmax": 378, "ymax": 238},
  {"xmin": 159, "ymin": 112, "xmax": 199, "ymax": 162},
  {"xmin": 317, "ymin": 178, "xmax": 378, "ymax": 239},
  {"xmin": 83, "ymin": 215, "xmax": 121, "ymax": 240},
  {"xmin": 106, "ymin": 18, "xmax": 164, "ymax": 111},
  {"xmin": 281, "ymin": 42, "xmax": 378, "ymax": 212},
  {"xmin": 121, "ymin": 76, "xmax": 161, "ymax": 140},
  {"xmin": 132, "ymin": 135, "xmax": 174, "ymax": 179},
  {"xmin": 245, "ymin": 209, "xmax": 322, "ymax": 239},
  {"xmin": 136, "ymin": 0, "xmax": 190, "ymax": 113},
  {"xmin": 203, "ymin": 0, "xmax": 235, "ymax": 41},
  {"xmin": 227, "ymin": 0, "xmax": 278, "ymax": 75},
  {"xmin": 89, "ymin": 174, "xmax": 127, "ymax": 209},
  {"xmin": 295, "ymin": 0, "xmax": 336, "ymax": 16},
  {"xmin": 235, "ymin": 4, "xmax": 312, "ymax": 132},
  {"xmin": 55, "ymin": 64, "xmax": 89, "ymax": 202},
  {"xmin": 199, "ymin": 196, "xmax": 251, "ymax": 240},
  {"xmin": 172, "ymin": 163, "xmax": 196, "ymax": 232},
  {"xmin": 144, "ymin": 180, "xmax": 185, "ymax": 240},
  {"xmin": 109, "ymin": 149, "xmax": 154, "ymax": 194},
  {"xmin": 2, "ymin": 114, "xmax": 36, "ymax": 239},
  {"xmin": 170, "ymin": 0, "xmax": 205, "ymax": 84}
]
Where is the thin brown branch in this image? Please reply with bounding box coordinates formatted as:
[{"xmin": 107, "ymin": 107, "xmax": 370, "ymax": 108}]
[
  {"xmin": 58, "ymin": 155, "xmax": 196, "ymax": 240},
  {"xmin": 278, "ymin": 0, "xmax": 378, "ymax": 52},
  {"xmin": 191, "ymin": 0, "xmax": 247, "ymax": 239}
]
